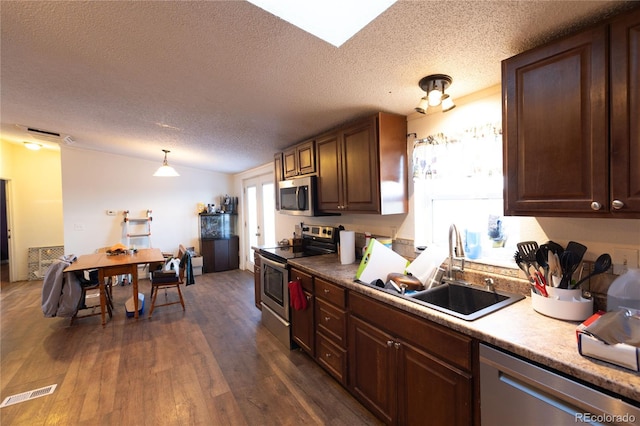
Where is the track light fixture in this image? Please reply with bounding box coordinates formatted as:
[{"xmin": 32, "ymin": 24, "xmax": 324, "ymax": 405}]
[
  {"xmin": 415, "ymin": 74, "xmax": 456, "ymax": 114},
  {"xmin": 153, "ymin": 149, "xmax": 180, "ymax": 177}
]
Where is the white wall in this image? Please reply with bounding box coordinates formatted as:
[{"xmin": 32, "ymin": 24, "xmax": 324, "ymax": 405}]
[
  {"xmin": 1, "ymin": 141, "xmax": 64, "ymax": 281},
  {"xmin": 61, "ymin": 148, "xmax": 233, "ymax": 259}
]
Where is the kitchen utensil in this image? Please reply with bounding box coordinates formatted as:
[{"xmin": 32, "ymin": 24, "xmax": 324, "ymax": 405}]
[
  {"xmin": 536, "ymin": 246, "xmax": 550, "ymax": 283},
  {"xmin": 566, "ymin": 241, "xmax": 587, "ymax": 261},
  {"xmin": 514, "ymin": 251, "xmax": 530, "ymax": 277},
  {"xmin": 532, "ymin": 272, "xmax": 548, "ymax": 297},
  {"xmin": 545, "ymin": 240, "xmax": 565, "ymax": 256},
  {"xmin": 386, "ymin": 272, "xmax": 423, "ymax": 291},
  {"xmin": 517, "ymin": 241, "xmax": 539, "ymax": 268},
  {"xmin": 559, "ymin": 250, "xmax": 581, "ymax": 289},
  {"xmin": 571, "ymin": 253, "xmax": 612, "ymax": 288},
  {"xmin": 547, "ymin": 251, "xmax": 561, "ymax": 285}
]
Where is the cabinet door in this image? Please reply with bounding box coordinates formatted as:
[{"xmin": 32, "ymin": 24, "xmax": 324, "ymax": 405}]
[
  {"xmin": 348, "ymin": 315, "xmax": 396, "ymax": 424},
  {"xmin": 397, "ymin": 341, "xmax": 473, "ymax": 426},
  {"xmin": 283, "ymin": 148, "xmax": 298, "ymax": 178},
  {"xmin": 316, "ymin": 131, "xmax": 343, "ymax": 211},
  {"xmin": 253, "ymin": 252, "xmax": 261, "ymax": 309},
  {"xmin": 228, "ymin": 235, "xmax": 239, "ymax": 270},
  {"xmin": 213, "ymin": 239, "xmax": 229, "ymax": 271},
  {"xmin": 610, "ymin": 8, "xmax": 640, "ymax": 215},
  {"xmin": 296, "ymin": 139, "xmax": 316, "ymax": 175},
  {"xmin": 274, "ymin": 153, "xmax": 283, "ymax": 210},
  {"xmin": 503, "ymin": 25, "xmax": 608, "ymax": 216},
  {"xmin": 292, "ymin": 290, "xmax": 314, "ymax": 354},
  {"xmin": 342, "ymin": 117, "xmax": 380, "ymax": 213},
  {"xmin": 201, "ymin": 239, "xmax": 215, "ymax": 273},
  {"xmin": 290, "ymin": 268, "xmax": 314, "ymax": 355}
]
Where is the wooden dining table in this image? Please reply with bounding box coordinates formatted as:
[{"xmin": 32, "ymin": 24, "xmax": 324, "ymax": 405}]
[{"xmin": 64, "ymin": 248, "xmax": 165, "ymax": 325}]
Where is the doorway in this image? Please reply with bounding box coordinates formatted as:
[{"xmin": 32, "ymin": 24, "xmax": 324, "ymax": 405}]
[
  {"xmin": 243, "ymin": 174, "xmax": 275, "ymax": 270},
  {"xmin": 1, "ymin": 179, "xmax": 11, "ymax": 283}
]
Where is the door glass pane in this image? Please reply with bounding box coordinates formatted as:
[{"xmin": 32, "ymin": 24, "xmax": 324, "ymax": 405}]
[
  {"xmin": 262, "ymin": 182, "xmax": 275, "ymax": 247},
  {"xmin": 247, "ymin": 185, "xmax": 258, "ymax": 260}
]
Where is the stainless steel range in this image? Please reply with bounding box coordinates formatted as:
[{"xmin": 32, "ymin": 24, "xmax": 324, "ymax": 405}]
[{"xmin": 259, "ymin": 224, "xmax": 337, "ymax": 349}]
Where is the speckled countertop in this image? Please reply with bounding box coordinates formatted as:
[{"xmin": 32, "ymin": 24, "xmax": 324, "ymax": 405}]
[{"xmin": 287, "ymin": 254, "xmax": 640, "ymax": 403}]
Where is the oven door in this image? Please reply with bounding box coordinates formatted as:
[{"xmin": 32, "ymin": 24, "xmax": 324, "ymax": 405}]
[{"xmin": 260, "ymin": 255, "xmax": 290, "ymax": 321}]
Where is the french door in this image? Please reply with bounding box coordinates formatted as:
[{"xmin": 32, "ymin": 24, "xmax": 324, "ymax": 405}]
[{"xmin": 243, "ymin": 174, "xmax": 275, "ymax": 270}]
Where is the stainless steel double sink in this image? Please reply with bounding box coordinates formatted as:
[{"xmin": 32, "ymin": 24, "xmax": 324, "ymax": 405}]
[{"xmin": 358, "ymin": 280, "xmax": 525, "ymax": 321}]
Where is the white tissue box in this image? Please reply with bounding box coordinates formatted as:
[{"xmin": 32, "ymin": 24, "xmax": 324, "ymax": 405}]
[{"xmin": 576, "ymin": 312, "xmax": 640, "ymax": 372}]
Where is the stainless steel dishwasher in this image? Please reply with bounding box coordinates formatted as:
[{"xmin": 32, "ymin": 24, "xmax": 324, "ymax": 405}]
[{"xmin": 480, "ymin": 344, "xmax": 639, "ymax": 425}]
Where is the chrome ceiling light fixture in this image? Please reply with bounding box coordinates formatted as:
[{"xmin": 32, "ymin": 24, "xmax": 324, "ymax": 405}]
[
  {"xmin": 415, "ymin": 74, "xmax": 456, "ymax": 114},
  {"xmin": 153, "ymin": 149, "xmax": 180, "ymax": 177}
]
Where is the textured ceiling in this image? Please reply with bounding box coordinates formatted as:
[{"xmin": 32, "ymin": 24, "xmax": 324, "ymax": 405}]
[{"xmin": 1, "ymin": 1, "xmax": 636, "ymax": 174}]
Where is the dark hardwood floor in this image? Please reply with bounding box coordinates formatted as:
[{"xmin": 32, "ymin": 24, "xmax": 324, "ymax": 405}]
[{"xmin": 0, "ymin": 268, "xmax": 381, "ymax": 425}]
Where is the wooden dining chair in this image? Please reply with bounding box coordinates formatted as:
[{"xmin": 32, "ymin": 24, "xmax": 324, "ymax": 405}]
[
  {"xmin": 148, "ymin": 254, "xmax": 186, "ymax": 318},
  {"xmin": 70, "ymin": 269, "xmax": 113, "ymax": 325}
]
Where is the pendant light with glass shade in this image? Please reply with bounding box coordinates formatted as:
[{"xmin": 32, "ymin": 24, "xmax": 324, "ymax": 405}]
[{"xmin": 153, "ymin": 149, "xmax": 180, "ymax": 177}]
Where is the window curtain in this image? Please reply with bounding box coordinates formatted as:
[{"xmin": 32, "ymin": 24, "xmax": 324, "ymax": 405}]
[{"xmin": 412, "ymin": 123, "xmax": 503, "ymax": 182}]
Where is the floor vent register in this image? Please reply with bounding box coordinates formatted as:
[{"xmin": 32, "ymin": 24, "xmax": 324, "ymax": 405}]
[{"xmin": 0, "ymin": 384, "xmax": 57, "ymax": 408}]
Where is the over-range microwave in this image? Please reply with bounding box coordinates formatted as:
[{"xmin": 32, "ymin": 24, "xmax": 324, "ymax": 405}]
[{"xmin": 278, "ymin": 176, "xmax": 320, "ymax": 217}]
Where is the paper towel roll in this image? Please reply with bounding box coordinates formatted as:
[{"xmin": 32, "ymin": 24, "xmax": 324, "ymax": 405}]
[{"xmin": 340, "ymin": 231, "xmax": 356, "ymax": 264}]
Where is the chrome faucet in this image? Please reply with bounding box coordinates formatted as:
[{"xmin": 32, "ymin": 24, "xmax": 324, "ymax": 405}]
[{"xmin": 447, "ymin": 224, "xmax": 465, "ymax": 280}]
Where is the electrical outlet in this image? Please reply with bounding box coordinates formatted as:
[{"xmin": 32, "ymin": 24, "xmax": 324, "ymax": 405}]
[
  {"xmin": 106, "ymin": 210, "xmax": 116, "ymax": 216},
  {"xmin": 613, "ymin": 248, "xmax": 639, "ymax": 275}
]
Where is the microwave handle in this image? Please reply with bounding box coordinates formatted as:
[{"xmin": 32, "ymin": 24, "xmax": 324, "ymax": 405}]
[{"xmin": 297, "ymin": 186, "xmax": 308, "ymax": 211}]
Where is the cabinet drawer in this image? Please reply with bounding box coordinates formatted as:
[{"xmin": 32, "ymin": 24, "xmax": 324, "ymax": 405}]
[
  {"xmin": 316, "ymin": 333, "xmax": 347, "ymax": 384},
  {"xmin": 290, "ymin": 268, "xmax": 313, "ymax": 292},
  {"xmin": 315, "ymin": 298, "xmax": 347, "ymax": 347},
  {"xmin": 315, "ymin": 278, "xmax": 346, "ymax": 308}
]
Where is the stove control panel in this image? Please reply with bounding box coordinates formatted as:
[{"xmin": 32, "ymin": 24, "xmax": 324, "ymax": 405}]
[{"xmin": 302, "ymin": 224, "xmax": 336, "ymax": 242}]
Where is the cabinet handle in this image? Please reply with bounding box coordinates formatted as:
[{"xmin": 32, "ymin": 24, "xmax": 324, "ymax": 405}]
[
  {"xmin": 590, "ymin": 201, "xmax": 602, "ymax": 211},
  {"xmin": 325, "ymin": 353, "xmax": 332, "ymax": 358},
  {"xmin": 306, "ymin": 295, "xmax": 311, "ymax": 301},
  {"xmin": 324, "ymin": 316, "xmax": 331, "ymax": 322},
  {"xmin": 612, "ymin": 199, "xmax": 625, "ymax": 210},
  {"xmin": 387, "ymin": 340, "xmax": 394, "ymax": 347},
  {"xmin": 324, "ymin": 289, "xmax": 330, "ymax": 294},
  {"xmin": 394, "ymin": 342, "xmax": 401, "ymax": 350}
]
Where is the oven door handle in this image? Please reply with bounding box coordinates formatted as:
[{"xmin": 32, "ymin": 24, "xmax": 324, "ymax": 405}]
[{"xmin": 259, "ymin": 254, "xmax": 287, "ymax": 270}]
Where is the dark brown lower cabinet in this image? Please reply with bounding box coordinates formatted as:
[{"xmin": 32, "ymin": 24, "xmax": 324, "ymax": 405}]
[
  {"xmin": 349, "ymin": 291, "xmax": 476, "ymax": 425},
  {"xmin": 201, "ymin": 236, "xmax": 239, "ymax": 273},
  {"xmin": 314, "ymin": 278, "xmax": 348, "ymax": 385},
  {"xmin": 253, "ymin": 251, "xmax": 261, "ymax": 309},
  {"xmin": 290, "ymin": 268, "xmax": 314, "ymax": 355}
]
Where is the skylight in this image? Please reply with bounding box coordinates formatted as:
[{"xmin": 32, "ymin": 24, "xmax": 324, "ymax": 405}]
[{"xmin": 247, "ymin": 0, "xmax": 397, "ymax": 48}]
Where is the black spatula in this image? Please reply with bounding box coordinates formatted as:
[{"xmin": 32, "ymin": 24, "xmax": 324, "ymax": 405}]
[
  {"xmin": 517, "ymin": 241, "xmax": 539, "ymax": 269},
  {"xmin": 566, "ymin": 241, "xmax": 587, "ymax": 261}
]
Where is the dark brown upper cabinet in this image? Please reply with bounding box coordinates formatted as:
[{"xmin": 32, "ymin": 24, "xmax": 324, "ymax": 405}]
[
  {"xmin": 502, "ymin": 7, "xmax": 640, "ymax": 218},
  {"xmin": 283, "ymin": 139, "xmax": 315, "ymax": 178},
  {"xmin": 315, "ymin": 112, "xmax": 408, "ymax": 215}
]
